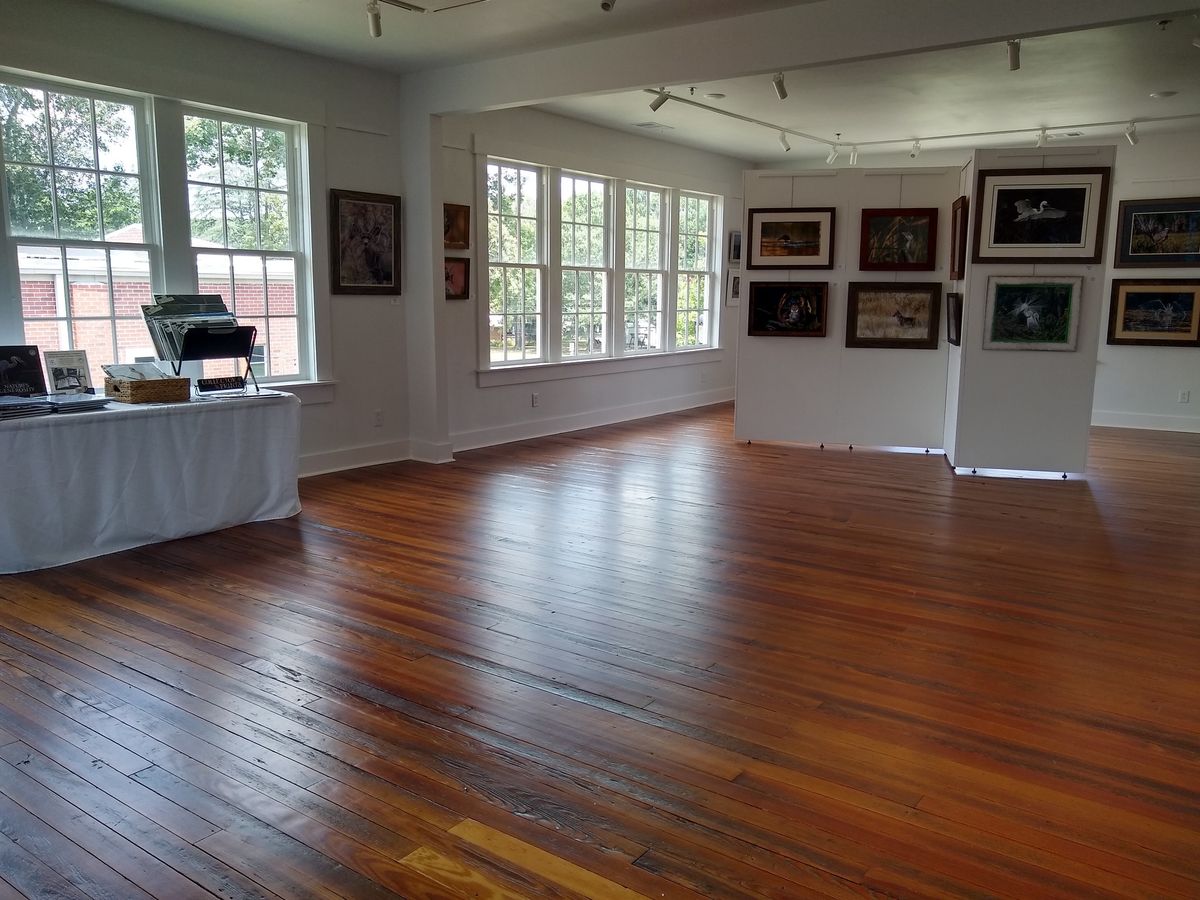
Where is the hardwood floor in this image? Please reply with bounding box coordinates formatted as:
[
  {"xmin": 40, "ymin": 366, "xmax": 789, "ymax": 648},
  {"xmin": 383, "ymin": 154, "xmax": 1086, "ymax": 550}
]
[{"xmin": 1, "ymin": 403, "xmax": 1198, "ymax": 898}]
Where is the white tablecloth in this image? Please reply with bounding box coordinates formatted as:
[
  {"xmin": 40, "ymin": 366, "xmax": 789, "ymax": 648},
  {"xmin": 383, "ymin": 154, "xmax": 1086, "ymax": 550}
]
[{"xmin": 0, "ymin": 391, "xmax": 301, "ymax": 574}]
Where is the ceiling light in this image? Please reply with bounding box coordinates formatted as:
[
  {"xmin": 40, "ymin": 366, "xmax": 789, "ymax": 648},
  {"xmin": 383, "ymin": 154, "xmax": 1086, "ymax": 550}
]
[
  {"xmin": 1193, "ymin": 34, "xmax": 1200, "ymax": 49},
  {"xmin": 909, "ymin": 140, "xmax": 921, "ymax": 159},
  {"xmin": 601, "ymin": 0, "xmax": 615, "ymax": 9},
  {"xmin": 772, "ymin": 73, "xmax": 788, "ymax": 101},
  {"xmin": 1125, "ymin": 122, "xmax": 1139, "ymax": 145},
  {"xmin": 849, "ymin": 146, "xmax": 859, "ymax": 166},
  {"xmin": 825, "ymin": 146, "xmax": 839, "ymax": 165},
  {"xmin": 704, "ymin": 92, "xmax": 726, "ymax": 100},
  {"xmin": 1007, "ymin": 39, "xmax": 1021, "ymax": 71},
  {"xmin": 778, "ymin": 131, "xmax": 791, "ymax": 152},
  {"xmin": 1149, "ymin": 91, "xmax": 1178, "ymax": 99},
  {"xmin": 367, "ymin": 0, "xmax": 382, "ymax": 36},
  {"xmin": 649, "ymin": 89, "xmax": 669, "ymax": 112},
  {"xmin": 1036, "ymin": 128, "xmax": 1046, "ymax": 148}
]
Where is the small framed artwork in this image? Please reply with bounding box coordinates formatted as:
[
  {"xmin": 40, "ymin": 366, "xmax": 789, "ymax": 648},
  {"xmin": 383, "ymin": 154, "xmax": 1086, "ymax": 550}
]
[
  {"xmin": 984, "ymin": 275, "xmax": 1082, "ymax": 351},
  {"xmin": 728, "ymin": 230, "xmax": 742, "ymax": 265},
  {"xmin": 1113, "ymin": 197, "xmax": 1200, "ymax": 268},
  {"xmin": 945, "ymin": 292, "xmax": 963, "ymax": 346},
  {"xmin": 859, "ymin": 207, "xmax": 938, "ymax": 271},
  {"xmin": 949, "ymin": 195, "xmax": 968, "ymax": 280},
  {"xmin": 972, "ymin": 167, "xmax": 1110, "ymax": 264},
  {"xmin": 747, "ymin": 282, "xmax": 828, "ymax": 336},
  {"xmin": 747, "ymin": 207, "xmax": 836, "ymax": 269},
  {"xmin": 725, "ymin": 271, "xmax": 742, "ymax": 306},
  {"xmin": 845, "ymin": 282, "xmax": 940, "ymax": 349},
  {"xmin": 329, "ymin": 189, "xmax": 401, "ymax": 295},
  {"xmin": 1107, "ymin": 279, "xmax": 1200, "ymax": 347},
  {"xmin": 43, "ymin": 349, "xmax": 93, "ymax": 393},
  {"xmin": 444, "ymin": 203, "xmax": 471, "ymax": 250},
  {"xmin": 444, "ymin": 257, "xmax": 470, "ymax": 300},
  {"xmin": 0, "ymin": 346, "xmax": 48, "ymax": 396}
]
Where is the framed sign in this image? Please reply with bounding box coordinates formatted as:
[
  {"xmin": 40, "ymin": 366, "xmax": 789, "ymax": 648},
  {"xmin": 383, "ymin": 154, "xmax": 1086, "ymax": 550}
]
[
  {"xmin": 747, "ymin": 207, "xmax": 835, "ymax": 269},
  {"xmin": 972, "ymin": 168, "xmax": 1110, "ymax": 264},
  {"xmin": 1113, "ymin": 197, "xmax": 1200, "ymax": 268},
  {"xmin": 330, "ymin": 189, "xmax": 401, "ymax": 295},
  {"xmin": 984, "ymin": 275, "xmax": 1082, "ymax": 351},
  {"xmin": 859, "ymin": 207, "xmax": 938, "ymax": 271},
  {"xmin": 845, "ymin": 282, "xmax": 940, "ymax": 349},
  {"xmin": 747, "ymin": 282, "xmax": 828, "ymax": 336},
  {"xmin": 1107, "ymin": 279, "xmax": 1199, "ymax": 347}
]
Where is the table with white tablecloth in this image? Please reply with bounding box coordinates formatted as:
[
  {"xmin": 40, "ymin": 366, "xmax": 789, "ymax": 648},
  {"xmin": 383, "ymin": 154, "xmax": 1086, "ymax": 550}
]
[{"xmin": 0, "ymin": 391, "xmax": 301, "ymax": 574}]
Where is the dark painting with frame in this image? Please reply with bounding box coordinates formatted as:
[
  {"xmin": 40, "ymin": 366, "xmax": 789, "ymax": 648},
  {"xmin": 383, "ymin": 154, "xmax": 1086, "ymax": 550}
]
[
  {"xmin": 845, "ymin": 283, "xmax": 940, "ymax": 349},
  {"xmin": 1107, "ymin": 279, "xmax": 1200, "ymax": 347},
  {"xmin": 1113, "ymin": 197, "xmax": 1200, "ymax": 268},
  {"xmin": 859, "ymin": 207, "xmax": 938, "ymax": 271},
  {"xmin": 330, "ymin": 189, "xmax": 402, "ymax": 294},
  {"xmin": 945, "ymin": 292, "xmax": 963, "ymax": 346},
  {"xmin": 444, "ymin": 203, "xmax": 471, "ymax": 250},
  {"xmin": 747, "ymin": 282, "xmax": 828, "ymax": 336},
  {"xmin": 949, "ymin": 195, "xmax": 968, "ymax": 280},
  {"xmin": 444, "ymin": 257, "xmax": 470, "ymax": 300}
]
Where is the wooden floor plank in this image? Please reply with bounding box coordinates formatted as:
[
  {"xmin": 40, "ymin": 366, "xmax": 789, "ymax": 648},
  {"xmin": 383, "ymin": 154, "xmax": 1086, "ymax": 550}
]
[{"xmin": 0, "ymin": 407, "xmax": 1197, "ymax": 898}]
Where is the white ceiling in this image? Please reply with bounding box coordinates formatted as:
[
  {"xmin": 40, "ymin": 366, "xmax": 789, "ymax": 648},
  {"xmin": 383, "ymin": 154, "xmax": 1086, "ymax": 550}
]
[{"xmin": 91, "ymin": 0, "xmax": 1200, "ymax": 164}]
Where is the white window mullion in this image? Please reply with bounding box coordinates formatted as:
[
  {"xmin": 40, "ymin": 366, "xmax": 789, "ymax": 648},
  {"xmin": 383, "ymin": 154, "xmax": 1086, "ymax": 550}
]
[
  {"xmin": 546, "ymin": 167, "xmax": 562, "ymax": 364},
  {"xmin": 611, "ymin": 178, "xmax": 624, "ymax": 358},
  {"xmin": 151, "ymin": 97, "xmax": 194, "ymax": 293},
  {"xmin": 665, "ymin": 189, "xmax": 681, "ymax": 352}
]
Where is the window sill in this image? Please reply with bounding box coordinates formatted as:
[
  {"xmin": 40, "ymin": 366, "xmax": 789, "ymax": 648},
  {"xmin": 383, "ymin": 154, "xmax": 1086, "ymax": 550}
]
[
  {"xmin": 273, "ymin": 380, "xmax": 336, "ymax": 405},
  {"xmin": 477, "ymin": 347, "xmax": 722, "ymax": 388}
]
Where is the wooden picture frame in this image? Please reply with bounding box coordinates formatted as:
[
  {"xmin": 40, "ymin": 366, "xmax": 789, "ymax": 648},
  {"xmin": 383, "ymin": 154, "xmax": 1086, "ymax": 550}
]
[
  {"xmin": 845, "ymin": 282, "xmax": 940, "ymax": 349},
  {"xmin": 1113, "ymin": 197, "xmax": 1200, "ymax": 268},
  {"xmin": 984, "ymin": 275, "xmax": 1082, "ymax": 351},
  {"xmin": 949, "ymin": 195, "xmax": 968, "ymax": 280},
  {"xmin": 747, "ymin": 207, "xmax": 836, "ymax": 269},
  {"xmin": 444, "ymin": 257, "xmax": 470, "ymax": 300},
  {"xmin": 858, "ymin": 207, "xmax": 938, "ymax": 271},
  {"xmin": 329, "ymin": 189, "xmax": 401, "ymax": 295},
  {"xmin": 443, "ymin": 203, "xmax": 471, "ymax": 250},
  {"xmin": 1107, "ymin": 279, "xmax": 1200, "ymax": 346},
  {"xmin": 972, "ymin": 167, "xmax": 1110, "ymax": 264},
  {"xmin": 747, "ymin": 282, "xmax": 828, "ymax": 336},
  {"xmin": 946, "ymin": 292, "xmax": 963, "ymax": 346}
]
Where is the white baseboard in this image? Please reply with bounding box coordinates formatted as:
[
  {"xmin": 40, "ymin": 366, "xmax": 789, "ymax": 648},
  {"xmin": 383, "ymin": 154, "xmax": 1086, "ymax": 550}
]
[
  {"xmin": 1092, "ymin": 411, "xmax": 1200, "ymax": 433},
  {"xmin": 300, "ymin": 438, "xmax": 412, "ymax": 477},
  {"xmin": 451, "ymin": 388, "xmax": 734, "ymax": 453},
  {"xmin": 409, "ymin": 439, "xmax": 455, "ymax": 464}
]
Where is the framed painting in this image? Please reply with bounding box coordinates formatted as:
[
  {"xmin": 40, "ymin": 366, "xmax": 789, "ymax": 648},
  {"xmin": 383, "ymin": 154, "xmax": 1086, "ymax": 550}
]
[
  {"xmin": 728, "ymin": 230, "xmax": 742, "ymax": 265},
  {"xmin": 1107, "ymin": 279, "xmax": 1200, "ymax": 347},
  {"xmin": 747, "ymin": 282, "xmax": 828, "ymax": 336},
  {"xmin": 444, "ymin": 203, "xmax": 470, "ymax": 250},
  {"xmin": 725, "ymin": 271, "xmax": 742, "ymax": 307},
  {"xmin": 949, "ymin": 195, "xmax": 968, "ymax": 280},
  {"xmin": 444, "ymin": 257, "xmax": 470, "ymax": 300},
  {"xmin": 859, "ymin": 207, "xmax": 938, "ymax": 271},
  {"xmin": 946, "ymin": 292, "xmax": 963, "ymax": 347},
  {"xmin": 845, "ymin": 282, "xmax": 940, "ymax": 349},
  {"xmin": 330, "ymin": 189, "xmax": 401, "ymax": 295},
  {"xmin": 984, "ymin": 275, "xmax": 1082, "ymax": 351},
  {"xmin": 972, "ymin": 167, "xmax": 1110, "ymax": 264},
  {"xmin": 747, "ymin": 207, "xmax": 835, "ymax": 269},
  {"xmin": 1113, "ymin": 197, "xmax": 1200, "ymax": 268}
]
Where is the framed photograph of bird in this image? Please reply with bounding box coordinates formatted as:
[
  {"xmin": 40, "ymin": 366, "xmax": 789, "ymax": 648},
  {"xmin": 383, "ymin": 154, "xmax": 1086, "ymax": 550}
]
[
  {"xmin": 972, "ymin": 168, "xmax": 1110, "ymax": 264},
  {"xmin": 1113, "ymin": 197, "xmax": 1200, "ymax": 268},
  {"xmin": 859, "ymin": 208, "xmax": 938, "ymax": 271},
  {"xmin": 1107, "ymin": 279, "xmax": 1200, "ymax": 347},
  {"xmin": 984, "ymin": 275, "xmax": 1082, "ymax": 350}
]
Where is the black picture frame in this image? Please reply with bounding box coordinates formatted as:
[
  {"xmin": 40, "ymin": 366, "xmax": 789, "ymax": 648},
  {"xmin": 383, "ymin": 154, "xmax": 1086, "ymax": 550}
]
[
  {"xmin": 444, "ymin": 203, "xmax": 471, "ymax": 250},
  {"xmin": 747, "ymin": 282, "xmax": 828, "ymax": 336},
  {"xmin": 1113, "ymin": 197, "xmax": 1200, "ymax": 268},
  {"xmin": 949, "ymin": 195, "xmax": 968, "ymax": 280},
  {"xmin": 845, "ymin": 282, "xmax": 941, "ymax": 349},
  {"xmin": 747, "ymin": 207, "xmax": 836, "ymax": 269},
  {"xmin": 444, "ymin": 257, "xmax": 470, "ymax": 300},
  {"xmin": 946, "ymin": 292, "xmax": 963, "ymax": 346},
  {"xmin": 329, "ymin": 188, "xmax": 402, "ymax": 295},
  {"xmin": 1107, "ymin": 279, "xmax": 1200, "ymax": 346},
  {"xmin": 859, "ymin": 207, "xmax": 938, "ymax": 271}
]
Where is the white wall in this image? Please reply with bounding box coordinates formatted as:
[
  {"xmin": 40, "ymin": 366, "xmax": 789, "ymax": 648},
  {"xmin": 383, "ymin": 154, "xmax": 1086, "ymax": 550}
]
[
  {"xmin": 440, "ymin": 108, "xmax": 745, "ymax": 451},
  {"xmin": 0, "ymin": 0, "xmax": 418, "ymax": 476},
  {"xmin": 1094, "ymin": 127, "xmax": 1200, "ymax": 433},
  {"xmin": 735, "ymin": 167, "xmax": 960, "ymax": 449}
]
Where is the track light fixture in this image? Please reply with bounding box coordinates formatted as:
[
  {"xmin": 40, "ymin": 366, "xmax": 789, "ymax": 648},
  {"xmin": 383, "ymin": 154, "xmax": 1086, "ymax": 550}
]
[
  {"xmin": 825, "ymin": 146, "xmax": 839, "ymax": 165},
  {"xmin": 1036, "ymin": 127, "xmax": 1046, "ymax": 148},
  {"xmin": 849, "ymin": 146, "xmax": 859, "ymax": 166},
  {"xmin": 772, "ymin": 73, "xmax": 788, "ymax": 101},
  {"xmin": 778, "ymin": 131, "xmax": 791, "ymax": 152},
  {"xmin": 1007, "ymin": 39, "xmax": 1021, "ymax": 71},
  {"xmin": 649, "ymin": 89, "xmax": 669, "ymax": 112},
  {"xmin": 601, "ymin": 0, "xmax": 616, "ymax": 9},
  {"xmin": 1125, "ymin": 122, "xmax": 1139, "ymax": 145},
  {"xmin": 367, "ymin": 0, "xmax": 382, "ymax": 37},
  {"xmin": 909, "ymin": 140, "xmax": 921, "ymax": 159}
]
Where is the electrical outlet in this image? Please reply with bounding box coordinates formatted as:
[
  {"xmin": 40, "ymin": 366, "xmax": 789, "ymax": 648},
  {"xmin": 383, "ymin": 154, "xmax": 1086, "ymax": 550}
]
[
  {"xmin": 372, "ymin": 408, "xmax": 383, "ymax": 427},
  {"xmin": 531, "ymin": 392, "xmax": 539, "ymax": 408},
  {"xmin": 1179, "ymin": 390, "xmax": 1191, "ymax": 404}
]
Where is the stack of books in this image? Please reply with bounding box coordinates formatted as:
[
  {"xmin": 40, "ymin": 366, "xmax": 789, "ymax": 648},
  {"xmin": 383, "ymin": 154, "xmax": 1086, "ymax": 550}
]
[
  {"xmin": 0, "ymin": 396, "xmax": 54, "ymax": 420},
  {"xmin": 46, "ymin": 394, "xmax": 110, "ymax": 413}
]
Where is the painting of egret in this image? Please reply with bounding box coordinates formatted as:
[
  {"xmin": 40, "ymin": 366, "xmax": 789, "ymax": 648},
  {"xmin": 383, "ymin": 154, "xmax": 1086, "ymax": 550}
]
[
  {"xmin": 984, "ymin": 275, "xmax": 1081, "ymax": 350},
  {"xmin": 1107, "ymin": 280, "xmax": 1200, "ymax": 347},
  {"xmin": 973, "ymin": 168, "xmax": 1110, "ymax": 264}
]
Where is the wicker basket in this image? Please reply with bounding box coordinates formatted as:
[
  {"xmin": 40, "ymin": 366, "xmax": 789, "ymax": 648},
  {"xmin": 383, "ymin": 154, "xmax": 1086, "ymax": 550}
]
[{"xmin": 104, "ymin": 376, "xmax": 191, "ymax": 404}]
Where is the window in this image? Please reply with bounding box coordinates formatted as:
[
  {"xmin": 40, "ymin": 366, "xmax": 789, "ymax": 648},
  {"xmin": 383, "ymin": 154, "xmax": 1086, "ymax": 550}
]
[
  {"xmin": 1, "ymin": 75, "xmax": 311, "ymax": 384},
  {"xmin": 484, "ymin": 155, "xmax": 719, "ymax": 370}
]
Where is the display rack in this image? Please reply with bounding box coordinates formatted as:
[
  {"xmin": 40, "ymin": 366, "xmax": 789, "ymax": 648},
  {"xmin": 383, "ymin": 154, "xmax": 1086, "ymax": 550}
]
[{"xmin": 171, "ymin": 325, "xmax": 260, "ymax": 393}]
